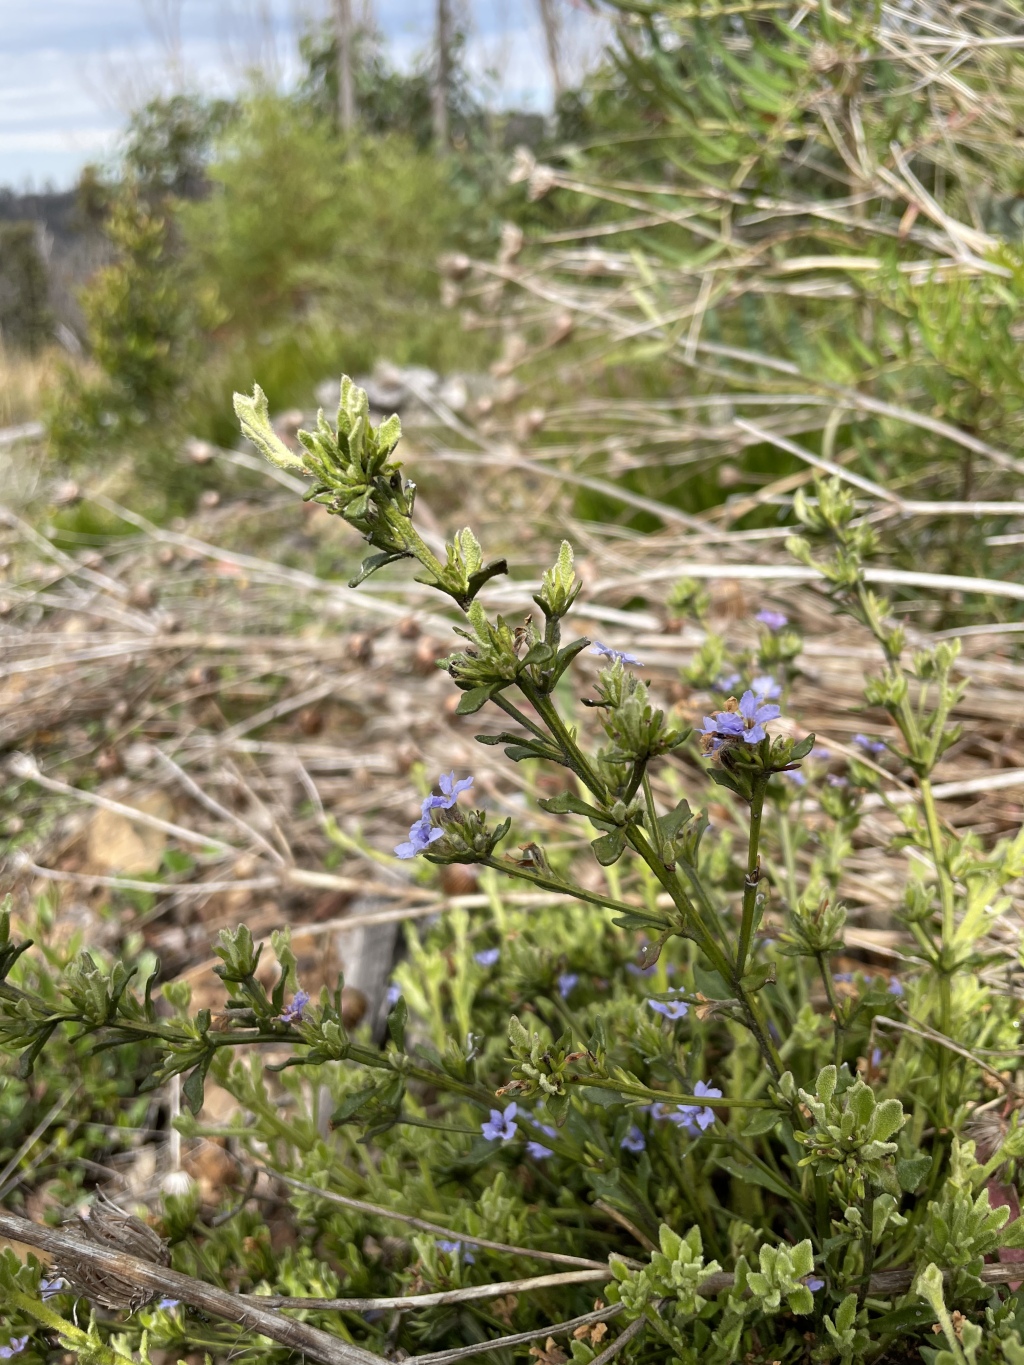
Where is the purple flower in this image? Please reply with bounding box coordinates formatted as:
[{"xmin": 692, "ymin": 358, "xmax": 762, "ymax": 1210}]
[
  {"xmin": 674, "ymin": 1081, "xmax": 722, "ymax": 1135},
  {"xmin": 621, "ymin": 1125, "xmax": 646, "ymax": 1153},
  {"xmin": 784, "ymin": 770, "xmax": 806, "ymax": 786},
  {"xmin": 756, "ymin": 609, "xmax": 788, "ymax": 631},
  {"xmin": 591, "ymin": 642, "xmax": 644, "ymax": 667},
  {"xmin": 810, "ymin": 746, "xmax": 831, "ymax": 760},
  {"xmin": 424, "ymin": 772, "xmax": 474, "ymax": 810},
  {"xmin": 278, "ymin": 989, "xmax": 310, "ymax": 1024},
  {"xmin": 714, "ymin": 671, "xmax": 741, "ymax": 693},
  {"xmin": 39, "ymin": 1277, "xmax": 63, "ymax": 1300},
  {"xmin": 871, "ymin": 1047, "xmax": 883, "ymax": 1067},
  {"xmin": 750, "ymin": 674, "xmax": 782, "ymax": 701},
  {"xmin": 887, "ymin": 977, "xmax": 904, "ymax": 997},
  {"xmin": 833, "ymin": 972, "xmax": 854, "ymax": 983},
  {"xmin": 395, "ymin": 812, "xmax": 445, "ymax": 860},
  {"xmin": 827, "ymin": 774, "xmax": 848, "ymax": 787},
  {"xmin": 156, "ymin": 1297, "xmax": 181, "ymax": 1310},
  {"xmin": 557, "ymin": 972, "xmax": 579, "ymax": 999},
  {"xmin": 804, "ymin": 1276, "xmax": 825, "ymax": 1293},
  {"xmin": 438, "ymin": 1239, "xmax": 475, "ymax": 1264},
  {"xmin": 526, "ymin": 1141, "xmax": 554, "ymax": 1159},
  {"xmin": 386, "ymin": 984, "xmax": 402, "ymax": 1008},
  {"xmin": 647, "ymin": 990, "xmax": 689, "ymax": 1020},
  {"xmin": 701, "ymin": 690, "xmax": 780, "ymax": 747},
  {"xmin": 481, "ymin": 1104, "xmax": 518, "ymax": 1142},
  {"xmin": 398, "ymin": 773, "xmax": 474, "ymax": 857},
  {"xmin": 475, "ymin": 948, "xmax": 501, "ymax": 967},
  {"xmin": 853, "ymin": 734, "xmax": 887, "ymax": 756},
  {"xmin": 0, "ymin": 1339, "xmax": 28, "ymax": 1359},
  {"xmin": 533, "ymin": 1121, "xmax": 558, "ymax": 1139}
]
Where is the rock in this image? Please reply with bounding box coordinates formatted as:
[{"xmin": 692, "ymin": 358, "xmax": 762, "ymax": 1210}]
[{"xmin": 85, "ymin": 791, "xmax": 175, "ymax": 875}]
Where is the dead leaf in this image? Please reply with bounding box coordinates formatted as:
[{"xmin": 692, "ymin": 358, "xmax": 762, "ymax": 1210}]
[{"xmin": 529, "ymin": 1338, "xmax": 567, "ymax": 1365}]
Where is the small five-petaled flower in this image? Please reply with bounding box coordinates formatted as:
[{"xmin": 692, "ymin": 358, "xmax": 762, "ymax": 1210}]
[
  {"xmin": 475, "ymin": 947, "xmax": 501, "ymax": 967},
  {"xmin": 0, "ymin": 1340, "xmax": 28, "ymax": 1360},
  {"xmin": 396, "ymin": 772, "xmax": 474, "ymax": 859},
  {"xmin": 279, "ymin": 989, "xmax": 309, "ymax": 1024},
  {"xmin": 756, "ymin": 609, "xmax": 788, "ymax": 631},
  {"xmin": 701, "ymin": 690, "xmax": 780, "ymax": 749},
  {"xmin": 650, "ymin": 1081, "xmax": 721, "ymax": 1135},
  {"xmin": 590, "ymin": 642, "xmax": 644, "ymax": 667},
  {"xmin": 481, "ymin": 1103, "xmax": 518, "ymax": 1142},
  {"xmin": 647, "ymin": 990, "xmax": 689, "ymax": 1020},
  {"xmin": 620, "ymin": 1125, "xmax": 646, "ymax": 1153}
]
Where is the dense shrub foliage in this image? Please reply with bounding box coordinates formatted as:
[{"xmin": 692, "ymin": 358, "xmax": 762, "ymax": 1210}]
[{"xmin": 2, "ymin": 377, "xmax": 1024, "ymax": 1363}]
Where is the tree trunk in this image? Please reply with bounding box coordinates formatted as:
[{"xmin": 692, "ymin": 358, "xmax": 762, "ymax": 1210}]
[
  {"xmin": 433, "ymin": 0, "xmax": 452, "ymax": 151},
  {"xmin": 334, "ymin": 0, "xmax": 356, "ymax": 133},
  {"xmin": 537, "ymin": 0, "xmax": 563, "ymax": 101}
]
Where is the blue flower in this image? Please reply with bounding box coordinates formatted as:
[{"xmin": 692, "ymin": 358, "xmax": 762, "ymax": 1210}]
[
  {"xmin": 804, "ymin": 1276, "xmax": 825, "ymax": 1293},
  {"xmin": 526, "ymin": 1141, "xmax": 554, "ymax": 1159},
  {"xmin": 395, "ymin": 813, "xmax": 444, "ymax": 860},
  {"xmin": 702, "ymin": 690, "xmax": 780, "ymax": 747},
  {"xmin": 591, "ymin": 642, "xmax": 644, "ymax": 667},
  {"xmin": 557, "ymin": 972, "xmax": 579, "ymax": 999},
  {"xmin": 437, "ymin": 1239, "xmax": 475, "ymax": 1264},
  {"xmin": 156, "ymin": 1297, "xmax": 181, "ymax": 1311},
  {"xmin": 481, "ymin": 1103, "xmax": 518, "ymax": 1142},
  {"xmin": 673, "ymin": 1081, "xmax": 722, "ymax": 1136},
  {"xmin": 756, "ymin": 609, "xmax": 788, "ymax": 631},
  {"xmin": 386, "ymin": 984, "xmax": 402, "ymax": 1008},
  {"xmin": 714, "ymin": 671, "xmax": 741, "ymax": 693},
  {"xmin": 397, "ymin": 773, "xmax": 474, "ymax": 858},
  {"xmin": 533, "ymin": 1121, "xmax": 558, "ymax": 1139},
  {"xmin": 278, "ymin": 989, "xmax": 309, "ymax": 1024},
  {"xmin": 853, "ymin": 734, "xmax": 887, "ymax": 756},
  {"xmin": 39, "ymin": 1276, "xmax": 63, "ymax": 1300},
  {"xmin": 827, "ymin": 774, "xmax": 849, "ymax": 787},
  {"xmin": 620, "ymin": 1125, "xmax": 646, "ymax": 1153},
  {"xmin": 647, "ymin": 990, "xmax": 689, "ymax": 1020},
  {"xmin": 0, "ymin": 1341, "xmax": 28, "ymax": 1360},
  {"xmin": 750, "ymin": 674, "xmax": 782, "ymax": 700},
  {"xmin": 832, "ymin": 972, "xmax": 854, "ymax": 983},
  {"xmin": 871, "ymin": 1047, "xmax": 883, "ymax": 1067},
  {"xmin": 887, "ymin": 977, "xmax": 904, "ymax": 997},
  {"xmin": 784, "ymin": 770, "xmax": 806, "ymax": 786},
  {"xmin": 475, "ymin": 947, "xmax": 501, "ymax": 967},
  {"xmin": 424, "ymin": 772, "xmax": 474, "ymax": 811}
]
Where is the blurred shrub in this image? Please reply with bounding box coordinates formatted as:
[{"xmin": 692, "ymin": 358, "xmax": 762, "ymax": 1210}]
[
  {"xmin": 0, "ymin": 222, "xmax": 53, "ymax": 353},
  {"xmin": 47, "ymin": 189, "xmax": 214, "ymax": 466}
]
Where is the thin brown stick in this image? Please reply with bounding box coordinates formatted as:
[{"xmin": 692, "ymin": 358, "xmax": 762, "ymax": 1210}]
[
  {"xmin": 261, "ymin": 1168, "xmax": 610, "ymax": 1271},
  {"xmin": 250, "ymin": 1267, "xmax": 610, "ymax": 1311},
  {"xmin": 413, "ymin": 1305, "xmax": 624, "ymax": 1365},
  {"xmin": 0, "ymin": 1210, "xmax": 378, "ymax": 1365}
]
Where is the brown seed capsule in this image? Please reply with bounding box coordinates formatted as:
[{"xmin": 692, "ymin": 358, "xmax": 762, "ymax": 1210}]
[{"xmin": 53, "ymin": 1196, "xmax": 170, "ymax": 1312}]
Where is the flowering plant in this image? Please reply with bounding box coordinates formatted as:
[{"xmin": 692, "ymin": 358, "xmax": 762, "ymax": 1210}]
[{"xmin": 1, "ymin": 378, "xmax": 1023, "ymax": 1365}]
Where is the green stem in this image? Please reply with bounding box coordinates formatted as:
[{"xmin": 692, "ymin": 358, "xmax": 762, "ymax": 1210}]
[
  {"xmin": 579, "ymin": 1074, "xmax": 775, "ymax": 1109},
  {"xmin": 2, "ymin": 1287, "xmax": 139, "ymax": 1364},
  {"xmin": 479, "ymin": 856, "xmax": 669, "ymax": 927},
  {"xmin": 520, "ymin": 682, "xmax": 607, "ymax": 800},
  {"xmin": 816, "ymin": 952, "xmax": 847, "ymax": 1067},
  {"xmin": 491, "ymin": 691, "xmax": 551, "ymax": 744},
  {"xmin": 735, "ymin": 777, "xmax": 768, "ymax": 981}
]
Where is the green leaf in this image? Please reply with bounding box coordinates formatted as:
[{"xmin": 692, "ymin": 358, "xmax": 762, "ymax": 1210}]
[
  {"xmin": 741, "ymin": 1108, "xmax": 783, "ymax": 1137},
  {"xmin": 182, "ymin": 1058, "xmax": 210, "ymax": 1115},
  {"xmin": 388, "ymin": 995, "xmax": 408, "ymax": 1051},
  {"xmin": 716, "ymin": 1155, "xmax": 796, "ymax": 1201},
  {"xmin": 897, "ymin": 1155, "xmax": 932, "ymax": 1193},
  {"xmin": 692, "ymin": 964, "xmax": 731, "ymax": 1000},
  {"xmin": 592, "ymin": 828, "xmax": 627, "ymax": 865},
  {"xmin": 538, "ymin": 792, "xmax": 606, "ymax": 819},
  {"xmin": 349, "ymin": 549, "xmax": 412, "ymax": 588},
  {"xmin": 789, "ymin": 732, "xmax": 816, "ymax": 761},
  {"xmin": 456, "ymin": 685, "xmax": 500, "ymax": 715}
]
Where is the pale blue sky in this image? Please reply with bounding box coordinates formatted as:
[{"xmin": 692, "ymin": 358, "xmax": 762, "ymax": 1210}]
[{"xmin": 0, "ymin": 1, "xmax": 609, "ymax": 190}]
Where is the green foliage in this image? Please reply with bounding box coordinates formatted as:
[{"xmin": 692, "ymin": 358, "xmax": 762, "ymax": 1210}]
[
  {"xmin": 47, "ymin": 188, "xmax": 211, "ymax": 463},
  {"xmin": 8, "ymin": 377, "xmax": 1024, "ymax": 1361},
  {"xmin": 0, "ymin": 222, "xmax": 52, "ymax": 352}
]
